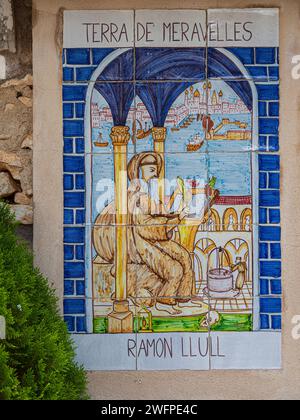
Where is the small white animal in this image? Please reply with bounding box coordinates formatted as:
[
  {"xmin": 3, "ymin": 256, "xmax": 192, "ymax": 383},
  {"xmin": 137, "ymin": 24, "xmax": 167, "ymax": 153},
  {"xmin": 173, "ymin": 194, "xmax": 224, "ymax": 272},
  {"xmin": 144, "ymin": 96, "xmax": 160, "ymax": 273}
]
[{"xmin": 201, "ymin": 311, "xmax": 220, "ymax": 328}]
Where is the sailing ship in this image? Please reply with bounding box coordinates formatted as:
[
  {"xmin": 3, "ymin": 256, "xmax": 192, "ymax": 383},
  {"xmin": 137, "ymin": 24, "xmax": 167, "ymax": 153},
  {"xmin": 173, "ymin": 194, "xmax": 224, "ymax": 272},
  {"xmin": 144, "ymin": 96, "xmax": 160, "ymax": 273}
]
[
  {"xmin": 94, "ymin": 132, "xmax": 109, "ymax": 148},
  {"xmin": 133, "ymin": 120, "xmax": 152, "ymax": 140},
  {"xmin": 171, "ymin": 116, "xmax": 196, "ymax": 132},
  {"xmin": 180, "ymin": 117, "xmax": 193, "ymax": 129},
  {"xmin": 187, "ymin": 133, "xmax": 204, "ymax": 152}
]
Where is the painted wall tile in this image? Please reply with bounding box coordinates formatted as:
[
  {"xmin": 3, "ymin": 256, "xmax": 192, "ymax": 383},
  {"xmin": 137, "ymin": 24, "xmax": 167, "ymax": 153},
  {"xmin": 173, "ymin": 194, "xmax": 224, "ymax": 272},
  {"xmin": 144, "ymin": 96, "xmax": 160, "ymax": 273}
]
[
  {"xmin": 210, "ymin": 332, "xmax": 281, "ymax": 370},
  {"xmin": 208, "ymin": 152, "xmax": 253, "ymax": 203},
  {"xmin": 62, "ymin": 9, "xmax": 281, "ymax": 371},
  {"xmin": 92, "ymin": 146, "xmax": 211, "ymax": 335},
  {"xmin": 91, "ymin": 151, "xmax": 209, "ymax": 226},
  {"xmin": 208, "ymin": 48, "xmax": 245, "ymax": 80},
  {"xmin": 93, "ymin": 264, "xmax": 116, "ymax": 306},
  {"xmin": 207, "ymin": 151, "xmax": 256, "ymax": 301},
  {"xmin": 136, "ymin": 333, "xmax": 210, "ymax": 371},
  {"xmin": 134, "ymin": 290, "xmax": 211, "ymax": 337},
  {"xmin": 134, "ymin": 297, "xmax": 210, "ymax": 336},
  {"xmin": 256, "ymin": 83, "xmax": 279, "ymax": 101},
  {"xmin": 64, "ymin": 11, "xmax": 134, "ymax": 49},
  {"xmin": 93, "ymin": 302, "xmax": 138, "ymax": 335},
  {"xmin": 209, "ymin": 299, "xmax": 253, "ymax": 333},
  {"xmin": 64, "ymin": 49, "xmax": 135, "ymax": 83},
  {"xmin": 64, "ymin": 298, "xmax": 86, "ymax": 315},
  {"xmin": 207, "ymin": 9, "xmax": 279, "ymax": 48},
  {"xmin": 260, "ymin": 297, "xmax": 282, "ymax": 316},
  {"xmin": 132, "ymin": 222, "xmax": 211, "ymax": 332},
  {"xmin": 135, "ymin": 82, "xmax": 208, "ymax": 153},
  {"xmin": 207, "ymin": 9, "xmax": 279, "ymax": 82},
  {"xmin": 63, "ymin": 48, "xmax": 135, "ymax": 83},
  {"xmin": 204, "ymin": 79, "xmax": 254, "ymax": 152},
  {"xmin": 64, "ymin": 316, "xmax": 75, "ymax": 332},
  {"xmin": 205, "ymin": 226, "xmax": 254, "ymax": 292},
  {"xmin": 208, "ymin": 47, "xmax": 279, "ymax": 82},
  {"xmin": 72, "ymin": 334, "xmax": 137, "ymax": 371},
  {"xmin": 135, "ymin": 10, "xmax": 206, "ymax": 48},
  {"xmin": 90, "ymin": 152, "xmax": 135, "ymax": 226},
  {"xmin": 88, "ymin": 83, "xmax": 136, "ymax": 154},
  {"xmin": 135, "ymin": 48, "xmax": 205, "ymax": 81}
]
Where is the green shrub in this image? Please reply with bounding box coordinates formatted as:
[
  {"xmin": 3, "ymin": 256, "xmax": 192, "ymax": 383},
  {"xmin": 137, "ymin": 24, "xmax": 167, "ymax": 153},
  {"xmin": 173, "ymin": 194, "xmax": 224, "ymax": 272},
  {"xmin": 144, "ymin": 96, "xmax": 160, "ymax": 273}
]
[{"xmin": 0, "ymin": 203, "xmax": 88, "ymax": 400}]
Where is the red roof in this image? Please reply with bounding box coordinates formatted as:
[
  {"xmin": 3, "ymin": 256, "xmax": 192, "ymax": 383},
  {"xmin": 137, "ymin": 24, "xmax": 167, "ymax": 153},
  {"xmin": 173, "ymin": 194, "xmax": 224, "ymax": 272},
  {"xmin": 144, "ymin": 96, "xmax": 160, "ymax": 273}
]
[{"xmin": 215, "ymin": 196, "xmax": 252, "ymax": 205}]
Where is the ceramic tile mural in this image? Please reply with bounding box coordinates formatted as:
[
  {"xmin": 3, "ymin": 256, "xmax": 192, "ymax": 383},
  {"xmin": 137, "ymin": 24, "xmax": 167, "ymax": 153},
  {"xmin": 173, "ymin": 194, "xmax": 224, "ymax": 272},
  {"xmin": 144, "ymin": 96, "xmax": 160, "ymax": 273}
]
[{"xmin": 63, "ymin": 9, "xmax": 281, "ymax": 370}]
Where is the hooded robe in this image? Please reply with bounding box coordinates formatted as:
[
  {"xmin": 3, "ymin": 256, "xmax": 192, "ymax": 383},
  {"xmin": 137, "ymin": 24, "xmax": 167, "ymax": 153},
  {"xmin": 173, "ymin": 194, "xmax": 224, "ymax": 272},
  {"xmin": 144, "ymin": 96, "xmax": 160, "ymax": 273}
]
[{"xmin": 93, "ymin": 152, "xmax": 195, "ymax": 307}]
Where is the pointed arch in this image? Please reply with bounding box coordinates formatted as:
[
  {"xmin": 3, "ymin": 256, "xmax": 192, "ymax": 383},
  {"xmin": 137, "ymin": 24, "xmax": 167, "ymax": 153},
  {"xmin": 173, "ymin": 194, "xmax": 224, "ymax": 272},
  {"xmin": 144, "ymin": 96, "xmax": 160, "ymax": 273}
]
[
  {"xmin": 195, "ymin": 238, "xmax": 217, "ymax": 255},
  {"xmin": 207, "ymin": 208, "xmax": 221, "ymax": 231},
  {"xmin": 223, "ymin": 208, "xmax": 239, "ymax": 231},
  {"xmin": 194, "ymin": 238, "xmax": 217, "ymax": 287},
  {"xmin": 241, "ymin": 208, "xmax": 252, "ymax": 231}
]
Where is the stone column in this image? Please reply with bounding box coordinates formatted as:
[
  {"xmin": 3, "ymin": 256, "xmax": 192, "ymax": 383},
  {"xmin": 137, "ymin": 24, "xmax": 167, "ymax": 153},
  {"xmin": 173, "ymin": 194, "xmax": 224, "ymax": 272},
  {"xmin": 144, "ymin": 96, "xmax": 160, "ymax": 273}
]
[
  {"xmin": 178, "ymin": 220, "xmax": 199, "ymax": 296},
  {"xmin": 152, "ymin": 127, "xmax": 167, "ymax": 209},
  {"xmin": 108, "ymin": 126, "xmax": 133, "ymax": 333}
]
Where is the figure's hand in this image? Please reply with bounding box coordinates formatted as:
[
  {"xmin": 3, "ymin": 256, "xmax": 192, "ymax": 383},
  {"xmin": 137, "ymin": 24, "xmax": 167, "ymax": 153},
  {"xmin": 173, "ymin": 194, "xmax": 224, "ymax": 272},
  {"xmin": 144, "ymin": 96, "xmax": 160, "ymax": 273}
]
[
  {"xmin": 173, "ymin": 186, "xmax": 181, "ymax": 197},
  {"xmin": 179, "ymin": 207, "xmax": 190, "ymax": 221},
  {"xmin": 184, "ymin": 189, "xmax": 193, "ymax": 206}
]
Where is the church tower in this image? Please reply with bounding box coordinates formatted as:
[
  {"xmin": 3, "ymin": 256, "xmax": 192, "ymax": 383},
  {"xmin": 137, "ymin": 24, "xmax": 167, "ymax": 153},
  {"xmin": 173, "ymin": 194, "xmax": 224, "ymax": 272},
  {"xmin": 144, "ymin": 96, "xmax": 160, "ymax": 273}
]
[
  {"xmin": 185, "ymin": 89, "xmax": 189, "ymax": 106},
  {"xmin": 212, "ymin": 90, "xmax": 218, "ymax": 105},
  {"xmin": 219, "ymin": 90, "xmax": 223, "ymax": 102},
  {"xmin": 207, "ymin": 81, "xmax": 212, "ymax": 102}
]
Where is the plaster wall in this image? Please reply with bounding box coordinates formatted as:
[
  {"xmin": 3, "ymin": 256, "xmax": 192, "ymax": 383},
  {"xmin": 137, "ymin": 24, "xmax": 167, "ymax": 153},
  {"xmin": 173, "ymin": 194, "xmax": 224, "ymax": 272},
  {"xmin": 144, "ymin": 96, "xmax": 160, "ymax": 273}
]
[{"xmin": 33, "ymin": 0, "xmax": 300, "ymax": 400}]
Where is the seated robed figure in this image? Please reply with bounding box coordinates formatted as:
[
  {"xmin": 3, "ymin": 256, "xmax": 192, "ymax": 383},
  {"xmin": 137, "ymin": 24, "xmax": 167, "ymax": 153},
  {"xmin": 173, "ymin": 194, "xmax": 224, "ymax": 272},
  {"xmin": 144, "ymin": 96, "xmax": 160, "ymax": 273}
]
[{"xmin": 93, "ymin": 152, "xmax": 206, "ymax": 315}]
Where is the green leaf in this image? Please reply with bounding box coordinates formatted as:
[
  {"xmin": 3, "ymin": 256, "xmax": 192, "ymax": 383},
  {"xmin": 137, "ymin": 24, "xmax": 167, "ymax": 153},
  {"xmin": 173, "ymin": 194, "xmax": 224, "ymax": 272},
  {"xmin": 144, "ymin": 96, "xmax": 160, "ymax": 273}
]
[
  {"xmin": 177, "ymin": 176, "xmax": 186, "ymax": 201},
  {"xmin": 0, "ymin": 201, "xmax": 88, "ymax": 400},
  {"xmin": 209, "ymin": 176, "xmax": 217, "ymax": 189}
]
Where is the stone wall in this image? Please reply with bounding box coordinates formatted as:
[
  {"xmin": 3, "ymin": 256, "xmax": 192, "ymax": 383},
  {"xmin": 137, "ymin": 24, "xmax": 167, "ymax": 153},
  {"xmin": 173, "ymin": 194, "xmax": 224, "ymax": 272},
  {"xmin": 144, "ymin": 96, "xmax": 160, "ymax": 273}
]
[
  {"xmin": 0, "ymin": 0, "xmax": 33, "ymax": 230},
  {"xmin": 0, "ymin": 0, "xmax": 15, "ymax": 53}
]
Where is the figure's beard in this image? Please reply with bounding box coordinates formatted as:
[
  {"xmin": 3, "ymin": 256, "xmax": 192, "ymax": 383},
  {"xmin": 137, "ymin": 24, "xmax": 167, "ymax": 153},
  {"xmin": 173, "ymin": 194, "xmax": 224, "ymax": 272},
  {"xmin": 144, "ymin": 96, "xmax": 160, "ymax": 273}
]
[{"xmin": 147, "ymin": 178, "xmax": 160, "ymax": 204}]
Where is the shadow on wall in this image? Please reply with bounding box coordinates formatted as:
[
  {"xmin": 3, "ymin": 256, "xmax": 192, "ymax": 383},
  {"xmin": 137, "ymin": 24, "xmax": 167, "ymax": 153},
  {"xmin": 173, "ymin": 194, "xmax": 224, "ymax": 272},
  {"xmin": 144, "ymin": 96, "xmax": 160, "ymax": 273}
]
[
  {"xmin": 16, "ymin": 224, "xmax": 33, "ymax": 248},
  {"xmin": 0, "ymin": 0, "xmax": 32, "ymax": 79}
]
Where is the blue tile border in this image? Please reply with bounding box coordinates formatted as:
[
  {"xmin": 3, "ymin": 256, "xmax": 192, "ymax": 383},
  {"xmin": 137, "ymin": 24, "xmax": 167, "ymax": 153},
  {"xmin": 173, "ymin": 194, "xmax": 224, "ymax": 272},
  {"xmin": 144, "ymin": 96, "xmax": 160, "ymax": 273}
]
[{"xmin": 63, "ymin": 47, "xmax": 281, "ymax": 333}]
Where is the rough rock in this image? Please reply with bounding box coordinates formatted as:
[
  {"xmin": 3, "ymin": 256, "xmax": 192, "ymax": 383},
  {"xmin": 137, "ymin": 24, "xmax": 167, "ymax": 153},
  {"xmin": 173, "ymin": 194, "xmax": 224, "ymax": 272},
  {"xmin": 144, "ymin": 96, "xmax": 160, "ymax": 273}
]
[
  {"xmin": 20, "ymin": 85, "xmax": 32, "ymax": 98},
  {"xmin": 18, "ymin": 96, "xmax": 32, "ymax": 107},
  {"xmin": 0, "ymin": 74, "xmax": 32, "ymax": 89},
  {"xmin": 0, "ymin": 74, "xmax": 33, "ymax": 152},
  {"xmin": 17, "ymin": 150, "xmax": 32, "ymax": 191},
  {"xmin": 26, "ymin": 189, "xmax": 33, "ymax": 197},
  {"xmin": 21, "ymin": 133, "xmax": 32, "ymax": 149},
  {"xmin": 4, "ymin": 103, "xmax": 14, "ymax": 112},
  {"xmin": 0, "ymin": 171, "xmax": 18, "ymax": 197},
  {"xmin": 14, "ymin": 192, "xmax": 31, "ymax": 205},
  {"xmin": 1, "ymin": 3, "xmax": 33, "ymax": 226},
  {"xmin": 0, "ymin": 150, "xmax": 23, "ymax": 179},
  {"xmin": 10, "ymin": 204, "xmax": 33, "ymax": 225},
  {"xmin": 0, "ymin": 150, "xmax": 22, "ymax": 167}
]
